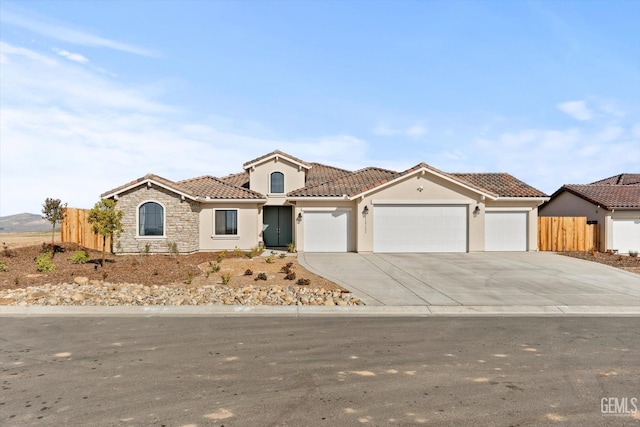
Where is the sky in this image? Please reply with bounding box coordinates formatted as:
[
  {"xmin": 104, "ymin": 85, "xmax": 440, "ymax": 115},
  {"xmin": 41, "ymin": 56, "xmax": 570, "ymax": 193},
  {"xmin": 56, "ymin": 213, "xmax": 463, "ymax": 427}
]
[{"xmin": 1, "ymin": 0, "xmax": 639, "ymax": 216}]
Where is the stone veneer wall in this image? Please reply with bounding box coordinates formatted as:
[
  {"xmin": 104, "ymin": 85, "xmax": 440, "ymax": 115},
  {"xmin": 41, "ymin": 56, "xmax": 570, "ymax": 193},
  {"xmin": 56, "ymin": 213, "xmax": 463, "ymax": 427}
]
[{"xmin": 113, "ymin": 185, "xmax": 200, "ymax": 254}]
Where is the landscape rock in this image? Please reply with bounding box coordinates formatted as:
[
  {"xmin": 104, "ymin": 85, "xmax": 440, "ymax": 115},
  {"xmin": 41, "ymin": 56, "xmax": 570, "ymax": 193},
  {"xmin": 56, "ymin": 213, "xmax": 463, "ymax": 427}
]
[{"xmin": 0, "ymin": 282, "xmax": 363, "ymax": 307}]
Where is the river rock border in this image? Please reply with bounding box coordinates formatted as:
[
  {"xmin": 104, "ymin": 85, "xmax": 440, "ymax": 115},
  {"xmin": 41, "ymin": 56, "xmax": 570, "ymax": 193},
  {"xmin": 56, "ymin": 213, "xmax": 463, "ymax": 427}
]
[{"xmin": 0, "ymin": 277, "xmax": 363, "ymax": 307}]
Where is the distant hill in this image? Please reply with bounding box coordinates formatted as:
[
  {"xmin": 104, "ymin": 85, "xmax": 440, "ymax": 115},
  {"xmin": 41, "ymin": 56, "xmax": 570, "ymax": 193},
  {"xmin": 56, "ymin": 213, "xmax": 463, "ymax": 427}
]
[{"xmin": 0, "ymin": 213, "xmax": 53, "ymax": 233}]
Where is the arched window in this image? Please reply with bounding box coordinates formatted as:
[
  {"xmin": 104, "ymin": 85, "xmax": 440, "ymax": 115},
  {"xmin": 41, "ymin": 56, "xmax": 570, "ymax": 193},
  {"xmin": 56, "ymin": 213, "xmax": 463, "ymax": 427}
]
[
  {"xmin": 271, "ymin": 172, "xmax": 284, "ymax": 193},
  {"xmin": 139, "ymin": 202, "xmax": 164, "ymax": 236}
]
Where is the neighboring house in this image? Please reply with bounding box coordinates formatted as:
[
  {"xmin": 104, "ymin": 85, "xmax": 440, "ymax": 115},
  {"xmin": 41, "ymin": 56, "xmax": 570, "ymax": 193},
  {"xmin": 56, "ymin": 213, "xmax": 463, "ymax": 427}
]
[
  {"xmin": 539, "ymin": 174, "xmax": 640, "ymax": 254},
  {"xmin": 101, "ymin": 150, "xmax": 549, "ymax": 254}
]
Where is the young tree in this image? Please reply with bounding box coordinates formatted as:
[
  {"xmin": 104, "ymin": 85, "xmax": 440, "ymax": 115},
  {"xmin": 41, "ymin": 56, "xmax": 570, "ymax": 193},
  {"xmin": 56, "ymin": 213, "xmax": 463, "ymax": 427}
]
[
  {"xmin": 87, "ymin": 199, "xmax": 123, "ymax": 269},
  {"xmin": 42, "ymin": 198, "xmax": 67, "ymax": 248}
]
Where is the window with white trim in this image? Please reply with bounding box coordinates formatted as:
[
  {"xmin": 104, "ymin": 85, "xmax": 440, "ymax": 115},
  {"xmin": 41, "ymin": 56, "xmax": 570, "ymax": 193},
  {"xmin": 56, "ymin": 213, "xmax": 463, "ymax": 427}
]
[
  {"xmin": 270, "ymin": 172, "xmax": 284, "ymax": 193},
  {"xmin": 139, "ymin": 202, "xmax": 164, "ymax": 236},
  {"xmin": 215, "ymin": 210, "xmax": 238, "ymax": 235}
]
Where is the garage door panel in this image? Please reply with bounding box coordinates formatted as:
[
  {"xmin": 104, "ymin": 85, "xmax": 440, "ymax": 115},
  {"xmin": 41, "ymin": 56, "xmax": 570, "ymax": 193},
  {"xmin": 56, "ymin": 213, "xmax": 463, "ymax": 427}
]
[
  {"xmin": 612, "ymin": 219, "xmax": 640, "ymax": 254},
  {"xmin": 374, "ymin": 205, "xmax": 467, "ymax": 253},
  {"xmin": 485, "ymin": 211, "xmax": 527, "ymax": 251},
  {"xmin": 304, "ymin": 211, "xmax": 349, "ymax": 252}
]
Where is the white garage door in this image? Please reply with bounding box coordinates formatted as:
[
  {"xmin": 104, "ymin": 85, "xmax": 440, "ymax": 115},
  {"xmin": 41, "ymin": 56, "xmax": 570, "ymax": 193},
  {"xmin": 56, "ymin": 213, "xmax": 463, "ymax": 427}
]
[
  {"xmin": 373, "ymin": 205, "xmax": 467, "ymax": 253},
  {"xmin": 485, "ymin": 211, "xmax": 528, "ymax": 251},
  {"xmin": 612, "ymin": 219, "xmax": 640, "ymax": 254},
  {"xmin": 303, "ymin": 210, "xmax": 349, "ymax": 252}
]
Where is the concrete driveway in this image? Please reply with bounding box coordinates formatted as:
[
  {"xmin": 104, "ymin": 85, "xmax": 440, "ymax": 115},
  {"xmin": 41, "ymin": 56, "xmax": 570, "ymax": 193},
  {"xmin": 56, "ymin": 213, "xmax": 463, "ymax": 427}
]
[{"xmin": 299, "ymin": 252, "xmax": 640, "ymax": 308}]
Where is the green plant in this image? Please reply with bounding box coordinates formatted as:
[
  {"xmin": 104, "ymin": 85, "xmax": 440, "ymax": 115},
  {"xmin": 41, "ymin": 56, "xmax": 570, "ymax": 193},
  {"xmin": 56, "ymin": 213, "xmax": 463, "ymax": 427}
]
[
  {"xmin": 205, "ymin": 262, "xmax": 221, "ymax": 278},
  {"xmin": 216, "ymin": 250, "xmax": 227, "ymax": 263},
  {"xmin": 296, "ymin": 278, "xmax": 311, "ymax": 286},
  {"xmin": 220, "ymin": 272, "xmax": 232, "ymax": 285},
  {"xmin": 42, "ymin": 197, "xmax": 67, "ymax": 248},
  {"xmin": 249, "ymin": 245, "xmax": 261, "ymax": 258},
  {"xmin": 69, "ymin": 251, "xmax": 89, "ymax": 264},
  {"xmin": 88, "ymin": 199, "xmax": 124, "ymax": 269},
  {"xmin": 232, "ymin": 246, "xmax": 242, "ymax": 257},
  {"xmin": 35, "ymin": 253, "xmax": 56, "ymax": 272},
  {"xmin": 167, "ymin": 241, "xmax": 179, "ymax": 256},
  {"xmin": 0, "ymin": 260, "xmax": 8, "ymax": 272},
  {"xmin": 255, "ymin": 272, "xmax": 267, "ymax": 281},
  {"xmin": 265, "ymin": 256, "xmax": 274, "ymax": 264},
  {"xmin": 244, "ymin": 269, "xmax": 253, "ymax": 276},
  {"xmin": 287, "ymin": 242, "xmax": 295, "ymax": 253},
  {"xmin": 630, "ymin": 251, "xmax": 638, "ymax": 258},
  {"xmin": 279, "ymin": 253, "xmax": 286, "ymax": 259},
  {"xmin": 185, "ymin": 271, "xmax": 193, "ymax": 285}
]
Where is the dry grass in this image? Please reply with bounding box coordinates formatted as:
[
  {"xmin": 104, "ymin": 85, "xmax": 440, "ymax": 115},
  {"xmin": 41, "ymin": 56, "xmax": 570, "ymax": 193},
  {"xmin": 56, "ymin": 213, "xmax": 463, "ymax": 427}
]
[{"xmin": 1, "ymin": 231, "xmax": 60, "ymax": 249}]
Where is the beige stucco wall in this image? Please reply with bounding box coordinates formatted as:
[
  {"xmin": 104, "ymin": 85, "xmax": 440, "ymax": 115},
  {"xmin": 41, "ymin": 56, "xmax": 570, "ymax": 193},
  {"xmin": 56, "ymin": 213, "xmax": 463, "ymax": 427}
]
[
  {"xmin": 199, "ymin": 203, "xmax": 262, "ymax": 251},
  {"xmin": 114, "ymin": 185, "xmax": 200, "ymax": 254},
  {"xmin": 356, "ymin": 173, "xmax": 482, "ymax": 252},
  {"xmin": 293, "ymin": 200, "xmax": 357, "ymax": 252},
  {"xmin": 607, "ymin": 210, "xmax": 640, "ymax": 253},
  {"xmin": 247, "ymin": 157, "xmax": 306, "ymax": 205}
]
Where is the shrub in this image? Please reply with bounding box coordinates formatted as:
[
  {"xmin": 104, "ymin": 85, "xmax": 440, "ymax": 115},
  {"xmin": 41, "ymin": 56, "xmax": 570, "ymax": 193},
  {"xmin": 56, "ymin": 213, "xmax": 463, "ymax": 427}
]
[
  {"xmin": 630, "ymin": 251, "xmax": 638, "ymax": 258},
  {"xmin": 220, "ymin": 272, "xmax": 232, "ymax": 285},
  {"xmin": 185, "ymin": 271, "xmax": 193, "ymax": 285},
  {"xmin": 287, "ymin": 242, "xmax": 295, "ymax": 253},
  {"xmin": 35, "ymin": 253, "xmax": 56, "ymax": 272},
  {"xmin": 244, "ymin": 269, "xmax": 253, "ymax": 276},
  {"xmin": 279, "ymin": 253, "xmax": 286, "ymax": 259},
  {"xmin": 167, "ymin": 241, "xmax": 179, "ymax": 256},
  {"xmin": 232, "ymin": 247, "xmax": 242, "ymax": 257},
  {"xmin": 0, "ymin": 260, "xmax": 8, "ymax": 272},
  {"xmin": 255, "ymin": 272, "xmax": 268, "ymax": 281},
  {"xmin": 2, "ymin": 242, "xmax": 15, "ymax": 258},
  {"xmin": 265, "ymin": 256, "xmax": 274, "ymax": 264},
  {"xmin": 69, "ymin": 251, "xmax": 89, "ymax": 264},
  {"xmin": 205, "ymin": 262, "xmax": 221, "ymax": 278},
  {"xmin": 216, "ymin": 250, "xmax": 227, "ymax": 263},
  {"xmin": 285, "ymin": 271, "xmax": 296, "ymax": 280},
  {"xmin": 296, "ymin": 278, "xmax": 311, "ymax": 286},
  {"xmin": 280, "ymin": 262, "xmax": 294, "ymax": 274},
  {"xmin": 249, "ymin": 245, "xmax": 262, "ymax": 258}
]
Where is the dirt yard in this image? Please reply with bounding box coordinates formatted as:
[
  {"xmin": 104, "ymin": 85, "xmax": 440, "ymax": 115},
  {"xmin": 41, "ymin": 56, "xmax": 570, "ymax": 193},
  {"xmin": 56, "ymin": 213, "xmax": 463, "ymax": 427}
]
[
  {"xmin": 0, "ymin": 239, "xmax": 342, "ymax": 291},
  {"xmin": 561, "ymin": 251, "xmax": 640, "ymax": 275}
]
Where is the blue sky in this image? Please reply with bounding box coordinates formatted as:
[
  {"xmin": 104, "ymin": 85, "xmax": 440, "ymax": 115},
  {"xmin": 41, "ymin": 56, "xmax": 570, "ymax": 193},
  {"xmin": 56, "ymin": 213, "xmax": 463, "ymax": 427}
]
[{"xmin": 1, "ymin": 0, "xmax": 639, "ymax": 216}]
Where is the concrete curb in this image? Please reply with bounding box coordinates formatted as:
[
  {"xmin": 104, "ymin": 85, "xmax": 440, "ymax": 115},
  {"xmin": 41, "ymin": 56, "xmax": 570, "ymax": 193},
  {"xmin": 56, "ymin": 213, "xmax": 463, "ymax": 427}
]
[{"xmin": 2, "ymin": 305, "xmax": 640, "ymax": 317}]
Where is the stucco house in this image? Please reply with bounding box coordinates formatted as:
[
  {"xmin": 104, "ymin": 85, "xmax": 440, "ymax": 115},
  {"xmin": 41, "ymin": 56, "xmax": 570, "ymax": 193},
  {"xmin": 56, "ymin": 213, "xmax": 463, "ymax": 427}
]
[
  {"xmin": 539, "ymin": 174, "xmax": 640, "ymax": 254},
  {"xmin": 101, "ymin": 150, "xmax": 549, "ymax": 254}
]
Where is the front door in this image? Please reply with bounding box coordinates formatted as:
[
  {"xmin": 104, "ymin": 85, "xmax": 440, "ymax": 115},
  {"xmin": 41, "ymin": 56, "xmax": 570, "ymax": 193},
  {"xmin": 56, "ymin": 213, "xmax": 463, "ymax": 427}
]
[{"xmin": 263, "ymin": 206, "xmax": 292, "ymax": 248}]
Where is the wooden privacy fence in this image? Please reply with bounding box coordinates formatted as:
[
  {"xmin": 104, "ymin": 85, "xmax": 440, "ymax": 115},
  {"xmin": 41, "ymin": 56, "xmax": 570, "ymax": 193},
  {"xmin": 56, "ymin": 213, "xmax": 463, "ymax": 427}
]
[
  {"xmin": 61, "ymin": 208, "xmax": 111, "ymax": 252},
  {"xmin": 538, "ymin": 217, "xmax": 599, "ymax": 252}
]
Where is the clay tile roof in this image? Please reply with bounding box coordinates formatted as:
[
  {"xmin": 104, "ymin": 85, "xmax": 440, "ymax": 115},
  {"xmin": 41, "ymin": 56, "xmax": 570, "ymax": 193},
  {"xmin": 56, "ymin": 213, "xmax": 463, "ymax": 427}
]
[
  {"xmin": 450, "ymin": 173, "xmax": 548, "ymax": 198},
  {"xmin": 305, "ymin": 163, "xmax": 353, "ymax": 187},
  {"xmin": 101, "ymin": 173, "xmax": 192, "ymax": 198},
  {"xmin": 243, "ymin": 150, "xmax": 311, "ymax": 168},
  {"xmin": 178, "ymin": 176, "xmax": 265, "ymax": 199},
  {"xmin": 219, "ymin": 171, "xmax": 250, "ymax": 188},
  {"xmin": 561, "ymin": 184, "xmax": 640, "ymax": 209},
  {"xmin": 589, "ymin": 173, "xmax": 640, "ymax": 186},
  {"xmin": 288, "ymin": 167, "xmax": 399, "ymax": 197}
]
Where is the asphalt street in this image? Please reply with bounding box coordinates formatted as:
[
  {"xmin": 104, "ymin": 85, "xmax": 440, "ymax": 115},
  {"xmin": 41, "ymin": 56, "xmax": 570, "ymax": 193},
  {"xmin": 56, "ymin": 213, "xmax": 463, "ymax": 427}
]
[{"xmin": 2, "ymin": 317, "xmax": 639, "ymax": 426}]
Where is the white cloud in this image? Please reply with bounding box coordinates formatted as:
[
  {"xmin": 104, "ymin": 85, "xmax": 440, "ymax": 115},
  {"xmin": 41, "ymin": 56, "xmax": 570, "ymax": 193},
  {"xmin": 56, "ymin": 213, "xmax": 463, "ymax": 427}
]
[
  {"xmin": 0, "ymin": 8, "xmax": 158, "ymax": 57},
  {"xmin": 557, "ymin": 100, "xmax": 593, "ymax": 121},
  {"xmin": 55, "ymin": 49, "xmax": 89, "ymax": 63},
  {"xmin": 373, "ymin": 122, "xmax": 427, "ymax": 137},
  {"xmin": 0, "ymin": 42, "xmax": 370, "ymax": 215}
]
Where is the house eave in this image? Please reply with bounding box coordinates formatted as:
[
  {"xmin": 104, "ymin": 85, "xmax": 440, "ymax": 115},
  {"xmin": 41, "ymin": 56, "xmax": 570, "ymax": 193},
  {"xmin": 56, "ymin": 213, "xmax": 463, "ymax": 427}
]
[
  {"xmin": 102, "ymin": 179, "xmax": 197, "ymax": 201},
  {"xmin": 286, "ymin": 196, "xmax": 351, "ymax": 202},
  {"xmin": 351, "ymin": 167, "xmax": 498, "ymax": 201},
  {"xmin": 243, "ymin": 153, "xmax": 312, "ymax": 171},
  {"xmin": 195, "ymin": 198, "xmax": 267, "ymax": 204}
]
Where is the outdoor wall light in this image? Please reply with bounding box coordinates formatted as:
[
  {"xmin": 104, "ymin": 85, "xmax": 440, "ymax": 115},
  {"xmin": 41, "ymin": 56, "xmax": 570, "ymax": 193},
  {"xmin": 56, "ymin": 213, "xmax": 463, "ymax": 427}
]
[
  {"xmin": 362, "ymin": 205, "xmax": 369, "ymax": 215},
  {"xmin": 473, "ymin": 205, "xmax": 481, "ymax": 215},
  {"xmin": 297, "ymin": 212, "xmax": 303, "ymax": 221}
]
